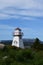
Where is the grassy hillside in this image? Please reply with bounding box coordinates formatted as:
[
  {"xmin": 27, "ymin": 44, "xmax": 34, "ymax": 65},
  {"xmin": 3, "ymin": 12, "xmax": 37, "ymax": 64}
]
[{"xmin": 0, "ymin": 45, "xmax": 43, "ymax": 65}]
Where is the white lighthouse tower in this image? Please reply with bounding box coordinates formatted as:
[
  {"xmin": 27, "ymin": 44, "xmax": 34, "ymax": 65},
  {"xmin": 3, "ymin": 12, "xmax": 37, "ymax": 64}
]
[{"xmin": 12, "ymin": 28, "xmax": 24, "ymax": 48}]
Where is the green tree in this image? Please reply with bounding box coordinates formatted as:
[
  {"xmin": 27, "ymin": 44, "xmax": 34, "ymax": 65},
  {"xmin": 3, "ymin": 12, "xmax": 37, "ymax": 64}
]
[{"xmin": 32, "ymin": 38, "xmax": 40, "ymax": 49}]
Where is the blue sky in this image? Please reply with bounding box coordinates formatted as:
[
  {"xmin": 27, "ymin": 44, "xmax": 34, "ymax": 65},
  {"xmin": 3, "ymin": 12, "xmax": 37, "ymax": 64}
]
[{"xmin": 0, "ymin": 0, "xmax": 43, "ymax": 41}]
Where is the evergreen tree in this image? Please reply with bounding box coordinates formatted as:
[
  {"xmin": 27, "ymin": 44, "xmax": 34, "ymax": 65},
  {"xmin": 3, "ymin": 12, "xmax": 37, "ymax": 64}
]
[{"xmin": 32, "ymin": 38, "xmax": 40, "ymax": 49}]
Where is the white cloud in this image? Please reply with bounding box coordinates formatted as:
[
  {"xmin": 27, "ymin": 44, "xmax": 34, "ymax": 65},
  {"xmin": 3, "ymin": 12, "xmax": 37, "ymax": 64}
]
[
  {"xmin": 0, "ymin": 0, "xmax": 43, "ymax": 20},
  {"xmin": 0, "ymin": 0, "xmax": 43, "ymax": 9},
  {"xmin": 0, "ymin": 13, "xmax": 10, "ymax": 19}
]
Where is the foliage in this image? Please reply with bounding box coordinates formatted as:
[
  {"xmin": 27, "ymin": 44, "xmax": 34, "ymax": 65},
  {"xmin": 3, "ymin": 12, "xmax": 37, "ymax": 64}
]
[
  {"xmin": 0, "ymin": 45, "xmax": 43, "ymax": 65},
  {"xmin": 32, "ymin": 38, "xmax": 43, "ymax": 50},
  {"xmin": 32, "ymin": 38, "xmax": 40, "ymax": 50}
]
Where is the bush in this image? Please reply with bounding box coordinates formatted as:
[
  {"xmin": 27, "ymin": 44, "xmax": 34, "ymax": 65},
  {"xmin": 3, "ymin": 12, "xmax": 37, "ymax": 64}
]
[{"xmin": 0, "ymin": 45, "xmax": 43, "ymax": 65}]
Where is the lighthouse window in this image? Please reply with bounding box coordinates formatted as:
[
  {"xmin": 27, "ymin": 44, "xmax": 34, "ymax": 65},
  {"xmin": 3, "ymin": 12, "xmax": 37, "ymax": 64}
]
[{"xmin": 14, "ymin": 41, "xmax": 17, "ymax": 44}]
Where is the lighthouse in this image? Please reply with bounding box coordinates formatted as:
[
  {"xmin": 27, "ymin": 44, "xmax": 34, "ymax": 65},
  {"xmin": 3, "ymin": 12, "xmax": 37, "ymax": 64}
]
[{"xmin": 12, "ymin": 28, "xmax": 24, "ymax": 48}]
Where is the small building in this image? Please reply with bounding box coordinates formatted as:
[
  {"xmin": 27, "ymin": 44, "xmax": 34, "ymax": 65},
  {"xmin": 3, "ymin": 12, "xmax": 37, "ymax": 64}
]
[{"xmin": 0, "ymin": 43, "xmax": 5, "ymax": 49}]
